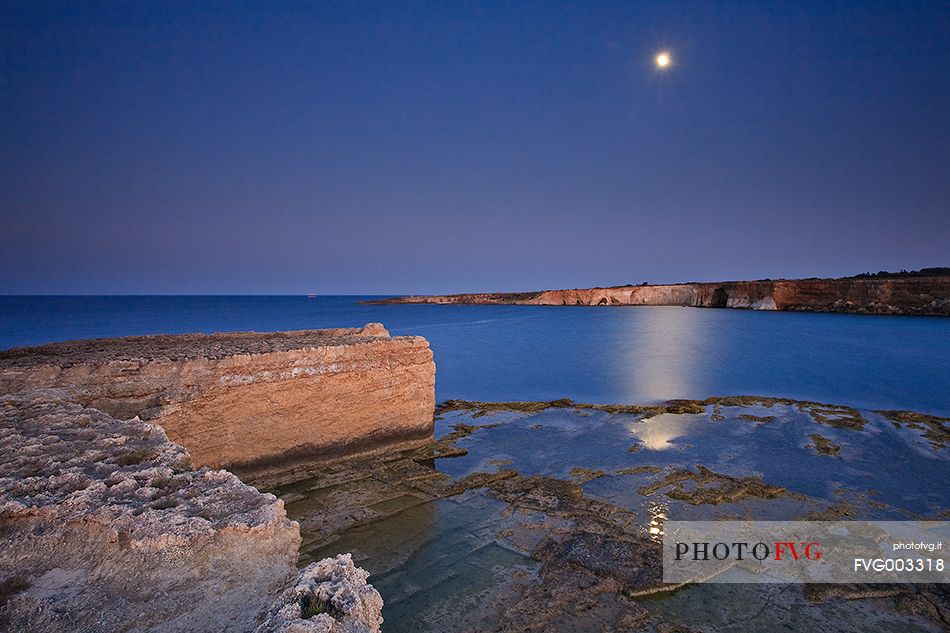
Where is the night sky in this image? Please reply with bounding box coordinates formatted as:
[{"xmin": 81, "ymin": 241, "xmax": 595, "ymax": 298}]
[{"xmin": 2, "ymin": 1, "xmax": 948, "ymax": 294}]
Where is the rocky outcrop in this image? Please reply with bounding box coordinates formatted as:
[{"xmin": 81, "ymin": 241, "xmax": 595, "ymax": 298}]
[
  {"xmin": 1, "ymin": 394, "xmax": 284, "ymax": 631},
  {"xmin": 0, "ymin": 323, "xmax": 436, "ymax": 469},
  {"xmin": 0, "ymin": 324, "xmax": 426, "ymax": 630},
  {"xmin": 370, "ymin": 276, "xmax": 950, "ymax": 315},
  {"xmin": 0, "ymin": 393, "xmax": 383, "ymax": 633},
  {"xmin": 256, "ymin": 554, "xmax": 383, "ymax": 633}
]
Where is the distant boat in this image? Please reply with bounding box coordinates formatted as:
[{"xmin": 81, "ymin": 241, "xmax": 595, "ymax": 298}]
[{"xmin": 307, "ymin": 294, "xmax": 317, "ymax": 299}]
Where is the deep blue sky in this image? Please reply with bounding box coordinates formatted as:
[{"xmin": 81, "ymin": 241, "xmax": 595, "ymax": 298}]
[{"xmin": 2, "ymin": 1, "xmax": 948, "ymax": 294}]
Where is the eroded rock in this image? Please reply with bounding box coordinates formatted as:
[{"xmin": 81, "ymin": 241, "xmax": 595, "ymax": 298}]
[
  {"xmin": 0, "ymin": 325, "xmax": 435, "ymax": 633},
  {"xmin": 256, "ymin": 554, "xmax": 383, "ymax": 633},
  {"xmin": 0, "ymin": 393, "xmax": 304, "ymax": 632}
]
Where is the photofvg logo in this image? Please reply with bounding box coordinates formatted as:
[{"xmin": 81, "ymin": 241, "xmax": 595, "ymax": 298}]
[
  {"xmin": 663, "ymin": 521, "xmax": 949, "ymax": 584},
  {"xmin": 674, "ymin": 540, "xmax": 823, "ymax": 563}
]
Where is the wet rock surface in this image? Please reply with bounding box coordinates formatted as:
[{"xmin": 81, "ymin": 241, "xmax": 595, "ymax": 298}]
[
  {"xmin": 807, "ymin": 433, "xmax": 842, "ymax": 456},
  {"xmin": 636, "ymin": 465, "xmax": 803, "ymax": 505},
  {"xmin": 877, "ymin": 410, "xmax": 950, "ymax": 450},
  {"xmin": 436, "ymin": 395, "xmax": 871, "ymax": 430},
  {"xmin": 260, "ymin": 397, "xmax": 950, "ymax": 633}
]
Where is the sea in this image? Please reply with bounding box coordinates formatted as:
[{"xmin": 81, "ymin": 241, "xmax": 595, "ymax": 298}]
[{"xmin": 2, "ymin": 295, "xmax": 948, "ymax": 415}]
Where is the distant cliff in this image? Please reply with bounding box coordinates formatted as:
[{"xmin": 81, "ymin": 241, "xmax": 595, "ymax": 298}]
[{"xmin": 369, "ymin": 275, "xmax": 950, "ymax": 316}]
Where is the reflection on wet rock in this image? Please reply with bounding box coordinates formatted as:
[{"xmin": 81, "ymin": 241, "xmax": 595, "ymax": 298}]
[
  {"xmin": 637, "ymin": 466, "xmax": 804, "ymax": 506},
  {"xmin": 254, "ymin": 398, "xmax": 950, "ymax": 632},
  {"xmin": 807, "ymin": 433, "xmax": 842, "ymax": 456},
  {"xmin": 877, "ymin": 410, "xmax": 950, "ymax": 450}
]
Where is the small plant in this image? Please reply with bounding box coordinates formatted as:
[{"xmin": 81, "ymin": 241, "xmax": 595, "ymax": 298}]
[{"xmin": 300, "ymin": 594, "xmax": 331, "ymax": 619}]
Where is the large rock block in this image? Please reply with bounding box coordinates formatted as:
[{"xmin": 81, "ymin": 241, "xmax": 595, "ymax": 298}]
[{"xmin": 0, "ymin": 323, "xmax": 436, "ymax": 469}]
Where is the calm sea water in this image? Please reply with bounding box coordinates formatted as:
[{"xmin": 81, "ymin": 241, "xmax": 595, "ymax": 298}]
[{"xmin": 1, "ymin": 295, "xmax": 948, "ymax": 415}]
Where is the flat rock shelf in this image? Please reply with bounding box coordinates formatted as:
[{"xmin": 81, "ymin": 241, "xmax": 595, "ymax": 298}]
[
  {"xmin": 0, "ymin": 323, "xmax": 436, "ymax": 469},
  {"xmin": 250, "ymin": 397, "xmax": 950, "ymax": 633}
]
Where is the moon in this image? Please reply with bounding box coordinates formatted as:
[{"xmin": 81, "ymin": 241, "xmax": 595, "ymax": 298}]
[{"xmin": 655, "ymin": 52, "xmax": 671, "ymax": 69}]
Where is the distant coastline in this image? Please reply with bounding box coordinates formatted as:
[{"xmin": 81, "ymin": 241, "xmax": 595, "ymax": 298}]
[{"xmin": 367, "ymin": 269, "xmax": 950, "ymax": 316}]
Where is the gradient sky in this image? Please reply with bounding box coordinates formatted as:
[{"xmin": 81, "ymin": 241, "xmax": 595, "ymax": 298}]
[{"xmin": 2, "ymin": 1, "xmax": 948, "ymax": 294}]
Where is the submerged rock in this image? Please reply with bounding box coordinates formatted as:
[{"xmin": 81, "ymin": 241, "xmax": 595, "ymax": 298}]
[
  {"xmin": 569, "ymin": 467, "xmax": 607, "ymax": 483},
  {"xmin": 807, "ymin": 433, "xmax": 842, "ymax": 456},
  {"xmin": 260, "ymin": 397, "xmax": 950, "ymax": 632},
  {"xmin": 638, "ymin": 466, "xmax": 802, "ymax": 506},
  {"xmin": 877, "ymin": 410, "xmax": 950, "ymax": 450}
]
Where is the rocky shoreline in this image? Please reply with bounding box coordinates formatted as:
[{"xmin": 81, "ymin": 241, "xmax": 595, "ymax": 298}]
[
  {"xmin": 0, "ymin": 323, "xmax": 435, "ymax": 632},
  {"xmin": 259, "ymin": 396, "xmax": 950, "ymax": 632},
  {"xmin": 368, "ymin": 274, "xmax": 950, "ymax": 316},
  {"xmin": 0, "ymin": 393, "xmax": 383, "ymax": 633},
  {"xmin": 2, "ymin": 326, "xmax": 948, "ymax": 631}
]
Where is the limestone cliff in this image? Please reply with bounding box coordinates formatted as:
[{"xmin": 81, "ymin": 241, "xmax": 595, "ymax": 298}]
[
  {"xmin": 369, "ymin": 276, "xmax": 950, "ymax": 315},
  {"xmin": 0, "ymin": 323, "xmax": 436, "ymax": 469}
]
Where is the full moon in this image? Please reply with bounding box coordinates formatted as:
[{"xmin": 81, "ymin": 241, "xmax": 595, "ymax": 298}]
[{"xmin": 655, "ymin": 52, "xmax": 671, "ymax": 68}]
